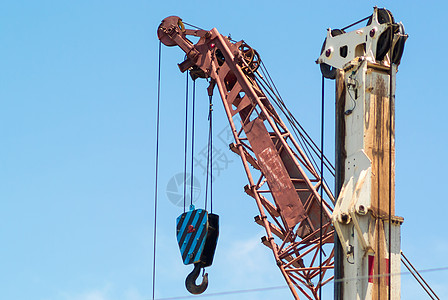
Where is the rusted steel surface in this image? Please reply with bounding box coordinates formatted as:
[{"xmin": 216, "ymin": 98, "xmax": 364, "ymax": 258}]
[
  {"xmin": 365, "ymin": 69, "xmax": 396, "ymax": 300},
  {"xmin": 244, "ymin": 117, "xmax": 307, "ymax": 228},
  {"xmin": 229, "ymin": 142, "xmax": 259, "ymax": 170},
  {"xmin": 365, "ymin": 72, "xmax": 395, "ymax": 216}
]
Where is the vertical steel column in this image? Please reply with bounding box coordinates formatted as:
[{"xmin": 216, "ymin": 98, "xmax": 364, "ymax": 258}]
[
  {"xmin": 332, "ymin": 60, "xmax": 402, "ymax": 300},
  {"xmin": 334, "ymin": 70, "xmax": 346, "ymax": 300}
]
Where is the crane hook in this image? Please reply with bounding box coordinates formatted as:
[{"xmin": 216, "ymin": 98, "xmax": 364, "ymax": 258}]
[{"xmin": 185, "ymin": 263, "xmax": 208, "ymax": 294}]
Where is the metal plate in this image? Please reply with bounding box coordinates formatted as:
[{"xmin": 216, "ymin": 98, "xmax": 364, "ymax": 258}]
[
  {"xmin": 176, "ymin": 209, "xmax": 208, "ymax": 265},
  {"xmin": 244, "ymin": 118, "xmax": 306, "ymax": 228}
]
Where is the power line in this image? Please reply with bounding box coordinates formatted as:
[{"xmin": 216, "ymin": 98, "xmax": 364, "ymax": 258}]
[
  {"xmin": 401, "ymin": 251, "xmax": 440, "ymax": 300},
  {"xmin": 153, "ymin": 265, "xmax": 448, "ymax": 300},
  {"xmin": 154, "ymin": 285, "xmax": 288, "ymax": 300}
]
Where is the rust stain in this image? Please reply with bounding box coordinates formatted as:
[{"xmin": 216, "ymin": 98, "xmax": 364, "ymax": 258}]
[
  {"xmin": 244, "ymin": 117, "xmax": 307, "ymax": 228},
  {"xmin": 374, "ymin": 74, "xmax": 386, "ymax": 163},
  {"xmin": 366, "ymin": 72, "xmax": 395, "ymax": 217}
]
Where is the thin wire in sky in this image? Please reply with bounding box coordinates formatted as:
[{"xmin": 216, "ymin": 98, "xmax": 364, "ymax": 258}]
[
  {"xmin": 152, "ymin": 40, "xmax": 162, "ymax": 300},
  {"xmin": 153, "ymin": 265, "xmax": 448, "ymax": 300}
]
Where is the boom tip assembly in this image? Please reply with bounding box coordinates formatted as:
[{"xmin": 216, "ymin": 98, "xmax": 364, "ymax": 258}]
[{"xmin": 317, "ymin": 7, "xmax": 408, "ymax": 79}]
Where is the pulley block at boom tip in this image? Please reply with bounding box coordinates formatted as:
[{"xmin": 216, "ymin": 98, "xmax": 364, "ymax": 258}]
[
  {"xmin": 157, "ymin": 16, "xmax": 186, "ymax": 47},
  {"xmin": 157, "ymin": 16, "xmax": 261, "ymax": 79},
  {"xmin": 176, "ymin": 206, "xmax": 219, "ymax": 295},
  {"xmin": 317, "ymin": 7, "xmax": 408, "ymax": 79}
]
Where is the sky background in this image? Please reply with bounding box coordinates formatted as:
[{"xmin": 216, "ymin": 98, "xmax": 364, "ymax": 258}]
[{"xmin": 1, "ymin": 1, "xmax": 447, "ymax": 299}]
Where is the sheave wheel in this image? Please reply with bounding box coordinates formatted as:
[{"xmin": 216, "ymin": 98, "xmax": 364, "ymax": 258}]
[
  {"xmin": 391, "ymin": 23, "xmax": 407, "ymax": 65},
  {"xmin": 320, "ymin": 29, "xmax": 345, "ymax": 79},
  {"xmin": 368, "ymin": 8, "xmax": 394, "ymax": 62}
]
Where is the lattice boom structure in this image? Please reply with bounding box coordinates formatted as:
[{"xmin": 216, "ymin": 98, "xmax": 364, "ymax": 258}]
[{"xmin": 158, "ymin": 16, "xmax": 335, "ymax": 299}]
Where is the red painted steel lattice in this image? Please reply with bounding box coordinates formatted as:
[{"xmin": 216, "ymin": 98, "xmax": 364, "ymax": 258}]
[{"xmin": 158, "ymin": 16, "xmax": 335, "ymax": 299}]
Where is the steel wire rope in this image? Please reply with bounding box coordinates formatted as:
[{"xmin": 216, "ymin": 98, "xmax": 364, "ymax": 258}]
[
  {"xmin": 254, "ymin": 69, "xmax": 335, "ymax": 197},
  {"xmin": 287, "ymin": 110, "xmax": 335, "ymax": 176},
  {"xmin": 204, "ymin": 117, "xmax": 210, "ymax": 211},
  {"xmin": 182, "ymin": 21, "xmax": 203, "ymax": 30},
  {"xmin": 204, "ymin": 95, "xmax": 213, "ymax": 212},
  {"xmin": 152, "ymin": 41, "xmax": 162, "ymax": 300},
  {"xmin": 257, "ymin": 65, "xmax": 316, "ymax": 157},
  {"xmin": 257, "ymin": 61, "xmax": 332, "ymax": 296},
  {"xmin": 255, "ymin": 64, "xmax": 336, "ymax": 219},
  {"xmin": 254, "ymin": 73, "xmax": 321, "ymax": 172},
  {"xmin": 182, "ymin": 21, "xmax": 237, "ymax": 43},
  {"xmin": 258, "ymin": 62, "xmax": 335, "ymax": 174},
  {"xmin": 254, "ymin": 73, "xmax": 333, "ymax": 195},
  {"xmin": 254, "ymin": 53, "xmax": 336, "ymax": 296},
  {"xmin": 335, "ymin": 265, "xmax": 448, "ymax": 284},
  {"xmin": 183, "ymin": 72, "xmax": 189, "ymax": 213},
  {"xmin": 341, "ymin": 15, "xmax": 371, "ymax": 31},
  {"xmin": 401, "ymin": 251, "xmax": 441, "ymax": 300},
  {"xmin": 388, "ymin": 28, "xmax": 394, "ymax": 300},
  {"xmin": 319, "ymin": 75, "xmax": 325, "ymax": 299},
  {"xmin": 210, "ymin": 95, "xmax": 213, "ymax": 213},
  {"xmin": 402, "ymin": 259, "xmax": 436, "ymax": 299},
  {"xmin": 190, "ymin": 80, "xmax": 196, "ymax": 208},
  {"xmin": 262, "ymin": 62, "xmax": 334, "ymax": 173}
]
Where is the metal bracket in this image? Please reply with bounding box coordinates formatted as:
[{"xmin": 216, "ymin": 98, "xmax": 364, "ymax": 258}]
[
  {"xmin": 316, "ymin": 7, "xmax": 390, "ymax": 69},
  {"xmin": 332, "ymin": 150, "xmax": 374, "ymax": 257}
]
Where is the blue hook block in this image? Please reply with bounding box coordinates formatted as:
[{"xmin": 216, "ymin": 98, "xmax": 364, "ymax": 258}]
[{"xmin": 176, "ymin": 209, "xmax": 219, "ymax": 267}]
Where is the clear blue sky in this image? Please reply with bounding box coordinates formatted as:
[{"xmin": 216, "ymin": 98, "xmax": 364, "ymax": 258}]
[{"xmin": 1, "ymin": 1, "xmax": 447, "ymax": 300}]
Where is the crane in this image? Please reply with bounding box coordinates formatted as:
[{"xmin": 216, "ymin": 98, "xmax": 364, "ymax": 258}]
[
  {"xmin": 157, "ymin": 6, "xmax": 407, "ymax": 299},
  {"xmin": 158, "ymin": 15, "xmax": 335, "ymax": 299}
]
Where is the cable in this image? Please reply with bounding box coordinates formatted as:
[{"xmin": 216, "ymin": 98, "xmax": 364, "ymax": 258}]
[
  {"xmin": 209, "ymin": 95, "xmax": 213, "ymax": 213},
  {"xmin": 205, "ymin": 95, "xmax": 214, "ymax": 213},
  {"xmin": 401, "ymin": 251, "xmax": 440, "ymax": 300},
  {"xmin": 190, "ymin": 79, "xmax": 196, "ymax": 208},
  {"xmin": 335, "ymin": 265, "xmax": 448, "ymax": 283},
  {"xmin": 341, "ymin": 15, "xmax": 371, "ymax": 31},
  {"xmin": 255, "ymin": 62, "xmax": 336, "ymax": 211},
  {"xmin": 257, "ymin": 62, "xmax": 335, "ymax": 175},
  {"xmin": 204, "ymin": 96, "xmax": 211, "ymax": 211},
  {"xmin": 345, "ymin": 74, "xmax": 358, "ymax": 115},
  {"xmin": 183, "ymin": 72, "xmax": 189, "ymax": 213},
  {"xmin": 319, "ymin": 75, "xmax": 324, "ymax": 299},
  {"xmin": 182, "ymin": 21, "xmax": 204, "ymax": 31},
  {"xmin": 152, "ymin": 41, "xmax": 162, "ymax": 300},
  {"xmin": 388, "ymin": 28, "xmax": 394, "ymax": 300}
]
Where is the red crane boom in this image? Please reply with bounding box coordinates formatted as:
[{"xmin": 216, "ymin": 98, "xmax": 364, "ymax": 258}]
[{"xmin": 158, "ymin": 16, "xmax": 335, "ymax": 299}]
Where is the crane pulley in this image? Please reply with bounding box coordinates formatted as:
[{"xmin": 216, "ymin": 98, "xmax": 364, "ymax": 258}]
[{"xmin": 317, "ymin": 7, "xmax": 407, "ymax": 79}]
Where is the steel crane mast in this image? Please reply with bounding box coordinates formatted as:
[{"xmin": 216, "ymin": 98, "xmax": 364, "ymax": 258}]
[
  {"xmin": 158, "ymin": 16, "xmax": 335, "ymax": 299},
  {"xmin": 317, "ymin": 7, "xmax": 407, "ymax": 300}
]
